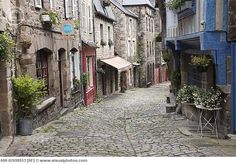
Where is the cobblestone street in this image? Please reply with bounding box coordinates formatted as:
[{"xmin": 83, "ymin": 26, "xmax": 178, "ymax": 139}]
[{"xmin": 4, "ymin": 83, "xmax": 236, "ymax": 157}]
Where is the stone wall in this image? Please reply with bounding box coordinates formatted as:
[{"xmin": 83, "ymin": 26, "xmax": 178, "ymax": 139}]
[
  {"xmin": 94, "ymin": 17, "xmax": 114, "ymax": 59},
  {"xmin": 13, "ymin": 0, "xmax": 81, "ymax": 130},
  {"xmin": 110, "ymin": 3, "xmax": 138, "ymax": 89},
  {"xmin": 0, "ymin": 0, "xmax": 16, "ymax": 137},
  {"xmin": 124, "ymin": 5, "xmax": 156, "ymax": 87},
  {"xmin": 228, "ymin": 0, "xmax": 236, "ymax": 41}
]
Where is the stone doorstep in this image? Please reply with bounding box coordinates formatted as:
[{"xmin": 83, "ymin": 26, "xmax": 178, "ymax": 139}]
[
  {"xmin": 227, "ymin": 134, "xmax": 236, "ymax": 140},
  {"xmin": 166, "ymin": 104, "xmax": 176, "ymax": 113},
  {"xmin": 0, "ymin": 136, "xmax": 13, "ymax": 156}
]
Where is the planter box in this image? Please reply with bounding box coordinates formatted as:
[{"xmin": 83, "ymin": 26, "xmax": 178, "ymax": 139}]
[{"xmin": 41, "ymin": 14, "xmax": 51, "ymax": 23}]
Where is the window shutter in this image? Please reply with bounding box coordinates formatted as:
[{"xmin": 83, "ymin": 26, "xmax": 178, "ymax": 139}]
[
  {"xmin": 34, "ymin": 0, "xmax": 42, "ymax": 8},
  {"xmin": 88, "ymin": 5, "xmax": 93, "ymax": 33},
  {"xmin": 50, "ymin": 0, "xmax": 57, "ymax": 10},
  {"xmin": 65, "ymin": 0, "xmax": 73, "ymax": 19},
  {"xmin": 72, "ymin": 0, "xmax": 78, "ymax": 19}
]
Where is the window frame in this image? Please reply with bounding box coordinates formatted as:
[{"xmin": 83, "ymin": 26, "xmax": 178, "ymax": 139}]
[
  {"xmin": 36, "ymin": 52, "xmax": 49, "ymax": 94},
  {"xmin": 34, "ymin": 0, "xmax": 43, "ymax": 9}
]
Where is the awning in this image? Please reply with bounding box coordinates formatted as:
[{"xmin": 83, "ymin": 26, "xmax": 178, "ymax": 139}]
[{"xmin": 101, "ymin": 56, "xmax": 132, "ymax": 71}]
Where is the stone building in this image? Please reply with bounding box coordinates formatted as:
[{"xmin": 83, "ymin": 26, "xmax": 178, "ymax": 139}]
[
  {"xmin": 165, "ymin": 0, "xmax": 231, "ymax": 137},
  {"xmin": 0, "ymin": 0, "xmax": 15, "ymax": 137},
  {"xmin": 110, "ymin": 0, "xmax": 139, "ymax": 89},
  {"xmin": 80, "ymin": 0, "xmax": 97, "ymax": 105},
  {"xmin": 121, "ymin": 0, "xmax": 157, "ymax": 87},
  {"xmin": 93, "ymin": 0, "xmax": 118, "ymax": 96},
  {"xmin": 228, "ymin": 0, "xmax": 236, "ymax": 133},
  {"xmin": 13, "ymin": 0, "xmax": 81, "ymax": 129}
]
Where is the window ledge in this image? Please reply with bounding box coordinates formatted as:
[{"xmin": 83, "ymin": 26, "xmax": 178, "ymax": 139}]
[
  {"xmin": 35, "ymin": 97, "xmax": 56, "ymax": 114},
  {"xmin": 217, "ymin": 85, "xmax": 231, "ymax": 94}
]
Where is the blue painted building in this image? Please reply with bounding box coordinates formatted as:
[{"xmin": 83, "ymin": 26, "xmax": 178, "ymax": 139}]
[{"xmin": 165, "ymin": 0, "xmax": 234, "ymax": 135}]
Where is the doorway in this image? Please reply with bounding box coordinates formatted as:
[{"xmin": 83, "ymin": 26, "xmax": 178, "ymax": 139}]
[{"xmin": 58, "ymin": 49, "xmax": 66, "ymax": 107}]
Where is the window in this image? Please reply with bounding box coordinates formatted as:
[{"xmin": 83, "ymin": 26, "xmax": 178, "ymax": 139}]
[
  {"xmin": 150, "ymin": 41, "xmax": 152, "ymax": 57},
  {"xmin": 34, "ymin": 0, "xmax": 42, "ymax": 8},
  {"xmin": 129, "ymin": 18, "xmax": 132, "ymax": 36},
  {"xmin": 147, "ymin": 41, "xmax": 149, "ymax": 57},
  {"xmin": 81, "ymin": 2, "xmax": 86, "ymax": 31},
  {"xmin": 86, "ymin": 57, "xmax": 93, "ymax": 87},
  {"xmin": 70, "ymin": 51, "xmax": 80, "ymax": 89},
  {"xmin": 50, "ymin": 0, "xmax": 56, "ymax": 10},
  {"xmin": 100, "ymin": 24, "xmax": 104, "ymax": 43},
  {"xmin": 88, "ymin": 5, "xmax": 93, "ymax": 33},
  {"xmin": 128, "ymin": 40, "xmax": 131, "ymax": 57},
  {"xmin": 108, "ymin": 26, "xmax": 111, "ymax": 41},
  {"xmin": 132, "ymin": 40, "xmax": 135, "ymax": 57},
  {"xmin": 146, "ymin": 17, "xmax": 148, "ymax": 31},
  {"xmin": 65, "ymin": 0, "xmax": 78, "ymax": 19},
  {"xmin": 36, "ymin": 52, "xmax": 49, "ymax": 93}
]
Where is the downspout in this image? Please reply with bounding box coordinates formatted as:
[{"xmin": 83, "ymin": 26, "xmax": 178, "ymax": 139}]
[
  {"xmin": 92, "ymin": 0, "xmax": 97, "ymax": 100},
  {"xmin": 78, "ymin": 0, "xmax": 84, "ymax": 104}
]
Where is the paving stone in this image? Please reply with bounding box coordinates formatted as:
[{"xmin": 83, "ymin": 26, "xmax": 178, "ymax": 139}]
[{"xmin": 3, "ymin": 83, "xmax": 236, "ymax": 157}]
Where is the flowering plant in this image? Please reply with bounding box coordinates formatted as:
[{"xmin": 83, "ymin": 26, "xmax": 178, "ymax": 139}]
[
  {"xmin": 190, "ymin": 55, "xmax": 211, "ymax": 68},
  {"xmin": 193, "ymin": 87, "xmax": 222, "ymax": 109},
  {"xmin": 176, "ymin": 85, "xmax": 197, "ymax": 103}
]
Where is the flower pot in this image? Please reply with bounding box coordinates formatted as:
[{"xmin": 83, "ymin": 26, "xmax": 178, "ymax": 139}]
[{"xmin": 18, "ymin": 117, "xmax": 33, "ymax": 136}]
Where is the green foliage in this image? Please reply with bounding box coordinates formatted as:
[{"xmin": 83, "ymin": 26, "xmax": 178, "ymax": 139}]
[
  {"xmin": 166, "ymin": 0, "xmax": 191, "ymax": 10},
  {"xmin": 74, "ymin": 20, "xmax": 80, "ymax": 29},
  {"xmin": 172, "ymin": 69, "xmax": 181, "ymax": 90},
  {"xmin": 193, "ymin": 87, "xmax": 222, "ymax": 109},
  {"xmin": 82, "ymin": 73, "xmax": 88, "ymax": 86},
  {"xmin": 12, "ymin": 75, "xmax": 45, "ymax": 117},
  {"xmin": 176, "ymin": 85, "xmax": 198, "ymax": 103},
  {"xmin": 73, "ymin": 77, "xmax": 80, "ymax": 91},
  {"xmin": 40, "ymin": 11, "xmax": 59, "ymax": 25},
  {"xmin": 190, "ymin": 55, "xmax": 211, "ymax": 68},
  {"xmin": 162, "ymin": 50, "xmax": 171, "ymax": 62},
  {"xmin": 156, "ymin": 33, "xmax": 162, "ymax": 42},
  {"xmin": 0, "ymin": 32, "xmax": 15, "ymax": 63}
]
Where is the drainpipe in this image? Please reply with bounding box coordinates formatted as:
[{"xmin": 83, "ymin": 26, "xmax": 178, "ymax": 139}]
[{"xmin": 78, "ymin": 0, "xmax": 84, "ymax": 104}]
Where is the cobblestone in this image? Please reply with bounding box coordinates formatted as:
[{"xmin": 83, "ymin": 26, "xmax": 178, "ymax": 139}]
[{"xmin": 3, "ymin": 83, "xmax": 236, "ymax": 157}]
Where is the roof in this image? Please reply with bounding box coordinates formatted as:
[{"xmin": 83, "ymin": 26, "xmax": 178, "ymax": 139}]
[
  {"xmin": 110, "ymin": 0, "xmax": 138, "ymax": 18},
  {"xmin": 101, "ymin": 56, "xmax": 132, "ymax": 71},
  {"xmin": 122, "ymin": 0, "xmax": 156, "ymax": 10},
  {"xmin": 94, "ymin": 0, "xmax": 116, "ymax": 21}
]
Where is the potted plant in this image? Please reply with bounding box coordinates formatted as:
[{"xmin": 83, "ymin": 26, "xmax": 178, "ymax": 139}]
[
  {"xmin": 40, "ymin": 10, "xmax": 59, "ymax": 25},
  {"xmin": 82, "ymin": 73, "xmax": 88, "ymax": 87},
  {"xmin": 190, "ymin": 55, "xmax": 211, "ymax": 72},
  {"xmin": 176, "ymin": 85, "xmax": 197, "ymax": 104},
  {"xmin": 12, "ymin": 75, "xmax": 45, "ymax": 135},
  {"xmin": 166, "ymin": 0, "xmax": 192, "ymax": 10},
  {"xmin": 0, "ymin": 32, "xmax": 15, "ymax": 63},
  {"xmin": 73, "ymin": 77, "xmax": 81, "ymax": 91},
  {"xmin": 193, "ymin": 87, "xmax": 222, "ymax": 109}
]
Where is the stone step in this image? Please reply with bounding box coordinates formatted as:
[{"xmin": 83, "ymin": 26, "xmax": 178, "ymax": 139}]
[{"xmin": 166, "ymin": 104, "xmax": 176, "ymax": 113}]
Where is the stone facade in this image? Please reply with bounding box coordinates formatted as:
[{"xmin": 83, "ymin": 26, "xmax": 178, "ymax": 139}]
[
  {"xmin": 110, "ymin": 0, "xmax": 139, "ymax": 89},
  {"xmin": 123, "ymin": 5, "xmax": 156, "ymax": 87},
  {"xmin": 94, "ymin": 2, "xmax": 117, "ymax": 96},
  {"xmin": 0, "ymin": 0, "xmax": 16, "ymax": 137},
  {"xmin": 13, "ymin": 0, "xmax": 81, "ymax": 130},
  {"xmin": 228, "ymin": 0, "xmax": 236, "ymax": 41}
]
